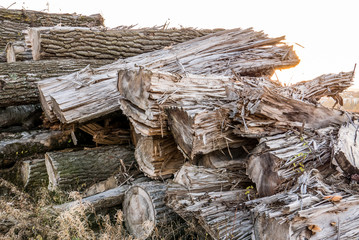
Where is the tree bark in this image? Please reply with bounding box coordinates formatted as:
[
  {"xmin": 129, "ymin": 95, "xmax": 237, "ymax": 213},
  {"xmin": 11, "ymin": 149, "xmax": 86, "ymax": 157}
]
[
  {"xmin": 0, "ymin": 104, "xmax": 42, "ymax": 129},
  {"xmin": 332, "ymin": 121, "xmax": 359, "ymax": 176},
  {"xmin": 5, "ymin": 41, "xmax": 32, "ymax": 62},
  {"xmin": 39, "ymin": 28, "xmax": 299, "ymax": 123},
  {"xmin": 134, "ymin": 135, "xmax": 184, "ymax": 179},
  {"xmin": 45, "ymin": 145, "xmax": 135, "ymax": 191},
  {"xmin": 20, "ymin": 158, "xmax": 48, "ymax": 190},
  {"xmin": 246, "ymin": 127, "xmax": 336, "ymax": 197},
  {"xmin": 0, "ymin": 130, "xmax": 71, "ymax": 168},
  {"xmin": 166, "ymin": 164, "xmax": 254, "ymax": 240},
  {"xmin": 0, "ymin": 8, "xmax": 103, "ymax": 50},
  {"xmin": 26, "ymin": 27, "xmax": 216, "ymax": 60},
  {"xmin": 0, "ymin": 59, "xmax": 112, "ymax": 107},
  {"xmin": 123, "ymin": 181, "xmax": 176, "ymax": 240}
]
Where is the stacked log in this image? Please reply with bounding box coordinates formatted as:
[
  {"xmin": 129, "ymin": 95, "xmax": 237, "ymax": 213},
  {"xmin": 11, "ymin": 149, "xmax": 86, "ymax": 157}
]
[{"xmin": 0, "ymin": 8, "xmax": 104, "ymax": 51}]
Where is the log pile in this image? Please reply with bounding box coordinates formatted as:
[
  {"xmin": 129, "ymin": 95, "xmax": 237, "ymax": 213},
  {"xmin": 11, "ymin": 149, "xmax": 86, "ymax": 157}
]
[{"xmin": 2, "ymin": 7, "xmax": 359, "ymax": 240}]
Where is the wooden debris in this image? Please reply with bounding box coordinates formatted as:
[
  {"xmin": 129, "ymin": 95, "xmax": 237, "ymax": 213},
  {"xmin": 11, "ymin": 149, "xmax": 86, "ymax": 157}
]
[
  {"xmin": 79, "ymin": 122, "xmax": 130, "ymax": 145},
  {"xmin": 0, "ymin": 59, "xmax": 111, "ymax": 107},
  {"xmin": 166, "ymin": 164, "xmax": 254, "ymax": 240},
  {"xmin": 45, "ymin": 145, "xmax": 135, "ymax": 191},
  {"xmin": 40, "ymin": 27, "xmax": 299, "ymax": 124},
  {"xmin": 0, "ymin": 8, "xmax": 103, "ymax": 50},
  {"xmin": 135, "ymin": 135, "xmax": 184, "ymax": 179},
  {"xmin": 0, "ymin": 130, "xmax": 71, "ymax": 168},
  {"xmin": 0, "ymin": 104, "xmax": 41, "ymax": 129},
  {"xmin": 123, "ymin": 181, "xmax": 176, "ymax": 240},
  {"xmin": 20, "ymin": 159, "xmax": 48, "ymax": 190},
  {"xmin": 5, "ymin": 41, "xmax": 32, "ymax": 63}
]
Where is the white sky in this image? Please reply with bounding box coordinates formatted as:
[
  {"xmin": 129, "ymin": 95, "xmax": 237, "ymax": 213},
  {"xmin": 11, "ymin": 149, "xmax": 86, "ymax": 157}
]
[{"xmin": 2, "ymin": 0, "xmax": 359, "ymax": 87}]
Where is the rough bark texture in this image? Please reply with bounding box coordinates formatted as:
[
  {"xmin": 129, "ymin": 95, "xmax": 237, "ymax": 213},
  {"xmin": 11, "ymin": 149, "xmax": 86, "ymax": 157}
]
[
  {"xmin": 26, "ymin": 27, "xmax": 217, "ymax": 60},
  {"xmin": 123, "ymin": 181, "xmax": 176, "ymax": 240},
  {"xmin": 249, "ymin": 170, "xmax": 359, "ymax": 240},
  {"xmin": 135, "ymin": 135, "xmax": 184, "ymax": 179},
  {"xmin": 20, "ymin": 158, "xmax": 48, "ymax": 190},
  {"xmin": 332, "ymin": 121, "xmax": 359, "ymax": 176},
  {"xmin": 0, "ymin": 59, "xmax": 112, "ymax": 107},
  {"xmin": 0, "ymin": 130, "xmax": 71, "ymax": 168},
  {"xmin": 0, "ymin": 104, "xmax": 42, "ymax": 129},
  {"xmin": 45, "ymin": 145, "xmax": 135, "ymax": 191},
  {"xmin": 0, "ymin": 8, "xmax": 103, "ymax": 50},
  {"xmin": 247, "ymin": 127, "xmax": 336, "ymax": 197},
  {"xmin": 166, "ymin": 164, "xmax": 254, "ymax": 240},
  {"xmin": 39, "ymin": 28, "xmax": 299, "ymax": 123}
]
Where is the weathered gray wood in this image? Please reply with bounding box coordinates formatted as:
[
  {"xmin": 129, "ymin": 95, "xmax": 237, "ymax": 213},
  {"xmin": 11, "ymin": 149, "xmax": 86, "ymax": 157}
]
[
  {"xmin": 26, "ymin": 27, "xmax": 216, "ymax": 60},
  {"xmin": 247, "ymin": 127, "xmax": 336, "ymax": 197},
  {"xmin": 0, "ymin": 130, "xmax": 71, "ymax": 168},
  {"xmin": 123, "ymin": 181, "xmax": 176, "ymax": 240},
  {"xmin": 332, "ymin": 121, "xmax": 359, "ymax": 176},
  {"xmin": 0, "ymin": 59, "xmax": 112, "ymax": 107},
  {"xmin": 0, "ymin": 104, "xmax": 41, "ymax": 129},
  {"xmin": 45, "ymin": 145, "xmax": 135, "ymax": 191},
  {"xmin": 40, "ymin": 28, "xmax": 299, "ymax": 123},
  {"xmin": 166, "ymin": 164, "xmax": 254, "ymax": 240},
  {"xmin": 0, "ymin": 8, "xmax": 103, "ymax": 50},
  {"xmin": 135, "ymin": 135, "xmax": 184, "ymax": 179},
  {"xmin": 20, "ymin": 159, "xmax": 48, "ymax": 190},
  {"xmin": 5, "ymin": 40, "xmax": 32, "ymax": 62},
  {"xmin": 248, "ymin": 170, "xmax": 359, "ymax": 240}
]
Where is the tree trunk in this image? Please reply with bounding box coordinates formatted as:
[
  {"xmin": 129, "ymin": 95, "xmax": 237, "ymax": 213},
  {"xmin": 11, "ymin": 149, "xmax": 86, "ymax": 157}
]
[
  {"xmin": 134, "ymin": 135, "xmax": 184, "ymax": 179},
  {"xmin": 332, "ymin": 121, "xmax": 359, "ymax": 176},
  {"xmin": 5, "ymin": 41, "xmax": 32, "ymax": 62},
  {"xmin": 45, "ymin": 145, "xmax": 135, "ymax": 191},
  {"xmin": 246, "ymin": 127, "xmax": 336, "ymax": 197},
  {"xmin": 26, "ymin": 27, "xmax": 216, "ymax": 61},
  {"xmin": 20, "ymin": 158, "xmax": 48, "ymax": 190},
  {"xmin": 0, "ymin": 59, "xmax": 112, "ymax": 107},
  {"xmin": 0, "ymin": 8, "xmax": 103, "ymax": 50},
  {"xmin": 123, "ymin": 181, "xmax": 176, "ymax": 240},
  {"xmin": 0, "ymin": 130, "xmax": 71, "ymax": 168},
  {"xmin": 52, "ymin": 175, "xmax": 148, "ymax": 212},
  {"xmin": 0, "ymin": 104, "xmax": 42, "ymax": 129},
  {"xmin": 39, "ymin": 28, "xmax": 299, "ymax": 123},
  {"xmin": 166, "ymin": 164, "xmax": 254, "ymax": 240}
]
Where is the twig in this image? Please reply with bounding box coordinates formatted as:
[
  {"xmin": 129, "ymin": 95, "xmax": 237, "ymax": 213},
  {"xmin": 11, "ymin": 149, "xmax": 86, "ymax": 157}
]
[
  {"xmin": 176, "ymin": 57, "xmax": 188, "ymax": 77},
  {"xmin": 6, "ymin": 2, "xmax": 16, "ymax": 9}
]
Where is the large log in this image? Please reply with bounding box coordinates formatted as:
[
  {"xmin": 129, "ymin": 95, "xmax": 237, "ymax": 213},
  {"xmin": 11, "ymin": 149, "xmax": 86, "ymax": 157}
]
[
  {"xmin": 0, "ymin": 104, "xmax": 41, "ymax": 129},
  {"xmin": 246, "ymin": 127, "xmax": 337, "ymax": 197},
  {"xmin": 25, "ymin": 27, "xmax": 216, "ymax": 60},
  {"xmin": 39, "ymin": 28, "xmax": 299, "ymax": 123},
  {"xmin": 249, "ymin": 170, "xmax": 359, "ymax": 240},
  {"xmin": 20, "ymin": 159, "xmax": 48, "ymax": 190},
  {"xmin": 45, "ymin": 145, "xmax": 135, "ymax": 191},
  {"xmin": 0, "ymin": 130, "xmax": 71, "ymax": 168},
  {"xmin": 0, "ymin": 59, "xmax": 112, "ymax": 107},
  {"xmin": 0, "ymin": 8, "xmax": 103, "ymax": 50},
  {"xmin": 123, "ymin": 181, "xmax": 176, "ymax": 240},
  {"xmin": 166, "ymin": 164, "xmax": 254, "ymax": 240},
  {"xmin": 134, "ymin": 135, "xmax": 184, "ymax": 179}
]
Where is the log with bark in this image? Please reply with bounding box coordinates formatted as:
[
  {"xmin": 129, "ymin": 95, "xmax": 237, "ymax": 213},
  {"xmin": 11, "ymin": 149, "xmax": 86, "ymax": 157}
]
[
  {"xmin": 134, "ymin": 135, "xmax": 184, "ymax": 179},
  {"xmin": 0, "ymin": 104, "xmax": 42, "ymax": 129},
  {"xmin": 79, "ymin": 122, "xmax": 130, "ymax": 145},
  {"xmin": 123, "ymin": 181, "xmax": 177, "ymax": 240},
  {"xmin": 20, "ymin": 158, "xmax": 48, "ymax": 190},
  {"xmin": 246, "ymin": 127, "xmax": 338, "ymax": 197},
  {"xmin": 0, "ymin": 8, "xmax": 103, "ymax": 50},
  {"xmin": 0, "ymin": 130, "xmax": 71, "ymax": 168},
  {"xmin": 5, "ymin": 40, "xmax": 32, "ymax": 63},
  {"xmin": 45, "ymin": 145, "xmax": 135, "ymax": 191},
  {"xmin": 166, "ymin": 163, "xmax": 254, "ymax": 240},
  {"xmin": 248, "ymin": 170, "xmax": 359, "ymax": 240},
  {"xmin": 25, "ymin": 26, "xmax": 216, "ymax": 60},
  {"xmin": 39, "ymin": 28, "xmax": 299, "ymax": 123},
  {"xmin": 0, "ymin": 59, "xmax": 112, "ymax": 107}
]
